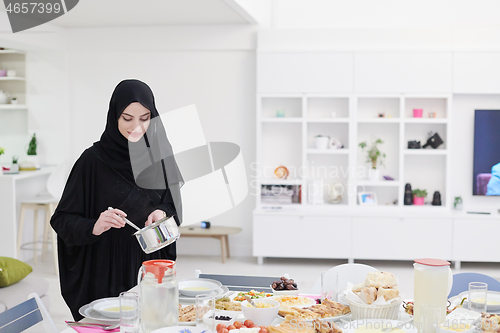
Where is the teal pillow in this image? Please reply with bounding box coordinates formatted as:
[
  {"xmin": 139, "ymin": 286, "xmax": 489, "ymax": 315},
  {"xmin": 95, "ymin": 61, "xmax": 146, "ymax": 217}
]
[{"xmin": 0, "ymin": 257, "xmax": 32, "ymax": 287}]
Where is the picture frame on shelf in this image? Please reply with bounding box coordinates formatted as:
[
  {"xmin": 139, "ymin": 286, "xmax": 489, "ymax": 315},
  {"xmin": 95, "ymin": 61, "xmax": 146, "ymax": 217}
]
[{"xmin": 358, "ymin": 192, "xmax": 378, "ymax": 205}]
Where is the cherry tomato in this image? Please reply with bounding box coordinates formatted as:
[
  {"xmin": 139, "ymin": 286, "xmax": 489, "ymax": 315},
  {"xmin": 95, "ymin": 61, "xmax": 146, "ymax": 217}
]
[
  {"xmin": 244, "ymin": 320, "xmax": 254, "ymax": 328},
  {"xmin": 217, "ymin": 324, "xmax": 227, "ymax": 333},
  {"xmin": 221, "ymin": 329, "xmax": 229, "ymax": 333},
  {"xmin": 227, "ymin": 325, "xmax": 236, "ymax": 331},
  {"xmin": 260, "ymin": 328, "xmax": 268, "ymax": 333},
  {"xmin": 233, "ymin": 321, "xmax": 243, "ymax": 329}
]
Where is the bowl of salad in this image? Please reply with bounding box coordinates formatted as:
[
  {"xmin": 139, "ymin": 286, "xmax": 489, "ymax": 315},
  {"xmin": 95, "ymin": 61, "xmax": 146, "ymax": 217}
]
[{"xmin": 233, "ymin": 290, "xmax": 273, "ymax": 302}]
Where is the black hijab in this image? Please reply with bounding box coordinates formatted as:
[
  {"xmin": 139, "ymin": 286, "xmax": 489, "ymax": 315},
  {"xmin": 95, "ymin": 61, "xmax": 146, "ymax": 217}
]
[{"xmin": 94, "ymin": 79, "xmax": 184, "ymax": 218}]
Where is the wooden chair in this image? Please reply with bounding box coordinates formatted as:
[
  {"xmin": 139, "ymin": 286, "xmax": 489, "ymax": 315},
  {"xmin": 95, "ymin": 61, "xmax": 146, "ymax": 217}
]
[
  {"xmin": 0, "ymin": 293, "xmax": 58, "ymax": 333},
  {"xmin": 195, "ymin": 270, "xmax": 288, "ymax": 293}
]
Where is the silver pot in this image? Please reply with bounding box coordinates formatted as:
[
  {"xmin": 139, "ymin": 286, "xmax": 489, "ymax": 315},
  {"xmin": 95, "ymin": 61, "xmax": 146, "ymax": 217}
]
[
  {"xmin": 134, "ymin": 216, "xmax": 180, "ymax": 254},
  {"xmin": 107, "ymin": 207, "xmax": 180, "ymax": 254}
]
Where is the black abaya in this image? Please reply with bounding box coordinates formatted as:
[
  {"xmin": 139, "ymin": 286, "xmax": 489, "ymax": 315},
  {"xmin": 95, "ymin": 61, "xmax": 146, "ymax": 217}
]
[{"xmin": 50, "ymin": 79, "xmax": 183, "ymax": 320}]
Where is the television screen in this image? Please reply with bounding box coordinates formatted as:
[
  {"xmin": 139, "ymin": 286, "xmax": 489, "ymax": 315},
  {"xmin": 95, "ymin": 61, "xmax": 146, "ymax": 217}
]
[{"xmin": 473, "ymin": 110, "xmax": 500, "ymax": 196}]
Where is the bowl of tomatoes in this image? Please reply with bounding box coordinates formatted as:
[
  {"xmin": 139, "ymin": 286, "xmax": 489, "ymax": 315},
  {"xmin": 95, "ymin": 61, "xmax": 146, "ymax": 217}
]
[{"xmin": 216, "ymin": 319, "xmax": 268, "ymax": 333}]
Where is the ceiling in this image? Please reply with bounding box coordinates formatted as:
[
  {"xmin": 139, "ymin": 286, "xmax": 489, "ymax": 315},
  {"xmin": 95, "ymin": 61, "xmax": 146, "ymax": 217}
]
[{"xmin": 0, "ymin": 0, "xmax": 255, "ymax": 28}]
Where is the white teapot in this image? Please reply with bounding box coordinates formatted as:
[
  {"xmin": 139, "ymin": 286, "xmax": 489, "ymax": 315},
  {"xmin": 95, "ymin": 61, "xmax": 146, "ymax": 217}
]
[{"xmin": 0, "ymin": 90, "xmax": 9, "ymax": 104}]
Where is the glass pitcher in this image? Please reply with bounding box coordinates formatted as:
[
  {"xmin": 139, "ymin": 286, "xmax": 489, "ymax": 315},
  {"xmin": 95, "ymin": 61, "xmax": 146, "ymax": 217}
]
[
  {"xmin": 138, "ymin": 260, "xmax": 179, "ymax": 333},
  {"xmin": 413, "ymin": 258, "xmax": 452, "ymax": 333}
]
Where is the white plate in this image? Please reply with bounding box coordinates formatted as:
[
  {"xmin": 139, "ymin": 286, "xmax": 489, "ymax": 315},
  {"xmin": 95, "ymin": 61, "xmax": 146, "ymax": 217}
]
[
  {"xmin": 152, "ymin": 326, "xmax": 210, "ymax": 333},
  {"xmin": 276, "ymin": 312, "xmax": 350, "ymax": 322},
  {"xmin": 455, "ymin": 291, "xmax": 500, "ymax": 312},
  {"xmin": 272, "ymin": 295, "xmax": 317, "ymax": 308},
  {"xmin": 78, "ymin": 304, "xmax": 120, "ymax": 323},
  {"xmin": 179, "ymin": 278, "xmax": 223, "ymax": 297},
  {"xmin": 180, "ymin": 286, "xmax": 230, "ymax": 302},
  {"xmin": 339, "ymin": 319, "xmax": 418, "ymax": 333}
]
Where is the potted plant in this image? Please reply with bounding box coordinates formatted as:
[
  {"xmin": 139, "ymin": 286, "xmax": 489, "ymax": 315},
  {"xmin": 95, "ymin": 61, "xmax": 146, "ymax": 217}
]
[
  {"xmin": 359, "ymin": 139, "xmax": 386, "ymax": 181},
  {"xmin": 412, "ymin": 189, "xmax": 427, "ymax": 205},
  {"xmin": 25, "ymin": 133, "xmax": 39, "ymax": 169},
  {"xmin": 10, "ymin": 155, "xmax": 19, "ymax": 172},
  {"xmin": 315, "ymin": 135, "xmax": 330, "ymax": 150},
  {"xmin": 454, "ymin": 196, "xmax": 463, "ymax": 211}
]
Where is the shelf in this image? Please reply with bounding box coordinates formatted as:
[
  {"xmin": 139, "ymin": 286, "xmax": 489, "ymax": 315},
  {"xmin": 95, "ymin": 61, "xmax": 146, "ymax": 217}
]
[
  {"xmin": 356, "ymin": 180, "xmax": 400, "ymax": 187},
  {"xmin": 259, "ymin": 178, "xmax": 303, "ymax": 185},
  {"xmin": 307, "ymin": 149, "xmax": 349, "ymax": 155},
  {"xmin": 405, "ymin": 118, "xmax": 448, "ymax": 124},
  {"xmin": 0, "ymin": 104, "xmax": 27, "ymax": 110},
  {"xmin": 0, "ymin": 77, "xmax": 25, "ymax": 81},
  {"xmin": 357, "ymin": 118, "xmax": 400, "ymax": 123},
  {"xmin": 307, "ymin": 118, "xmax": 349, "ymax": 123},
  {"xmin": 261, "ymin": 118, "xmax": 302, "ymax": 123},
  {"xmin": 0, "ymin": 49, "xmax": 25, "ymax": 55},
  {"xmin": 404, "ymin": 149, "xmax": 447, "ymax": 155}
]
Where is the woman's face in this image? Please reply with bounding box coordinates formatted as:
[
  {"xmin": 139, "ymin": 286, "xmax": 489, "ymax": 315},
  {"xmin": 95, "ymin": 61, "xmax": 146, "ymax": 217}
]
[{"xmin": 118, "ymin": 102, "xmax": 151, "ymax": 142}]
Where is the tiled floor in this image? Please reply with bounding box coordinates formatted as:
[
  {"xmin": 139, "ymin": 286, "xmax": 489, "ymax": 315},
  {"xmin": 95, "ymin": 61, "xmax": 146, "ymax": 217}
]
[{"xmin": 25, "ymin": 254, "xmax": 500, "ymax": 333}]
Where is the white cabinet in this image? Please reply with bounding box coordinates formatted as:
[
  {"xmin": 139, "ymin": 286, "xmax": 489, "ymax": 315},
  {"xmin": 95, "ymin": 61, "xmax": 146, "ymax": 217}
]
[
  {"xmin": 257, "ymin": 52, "xmax": 354, "ymax": 93},
  {"xmin": 452, "ymin": 219, "xmax": 500, "ymax": 262},
  {"xmin": 352, "ymin": 217, "xmax": 452, "ymax": 260},
  {"xmin": 253, "ymin": 214, "xmax": 351, "ymax": 258},
  {"xmin": 354, "ymin": 53, "xmax": 453, "ymax": 93},
  {"xmin": 453, "ymin": 53, "xmax": 500, "ymax": 93}
]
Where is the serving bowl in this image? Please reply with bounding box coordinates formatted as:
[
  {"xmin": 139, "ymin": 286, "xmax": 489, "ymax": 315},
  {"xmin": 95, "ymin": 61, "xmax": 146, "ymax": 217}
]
[
  {"xmin": 271, "ymin": 285, "xmax": 300, "ymax": 296},
  {"xmin": 178, "ymin": 278, "xmax": 222, "ymax": 297},
  {"xmin": 241, "ymin": 298, "xmax": 280, "ymax": 326},
  {"xmin": 89, "ymin": 297, "xmax": 135, "ymax": 319}
]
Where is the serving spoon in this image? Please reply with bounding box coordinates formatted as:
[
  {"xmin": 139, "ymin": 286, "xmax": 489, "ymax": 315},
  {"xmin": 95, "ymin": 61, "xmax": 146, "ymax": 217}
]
[
  {"xmin": 244, "ymin": 295, "xmax": 258, "ymax": 308},
  {"xmin": 108, "ymin": 207, "xmax": 141, "ymax": 231}
]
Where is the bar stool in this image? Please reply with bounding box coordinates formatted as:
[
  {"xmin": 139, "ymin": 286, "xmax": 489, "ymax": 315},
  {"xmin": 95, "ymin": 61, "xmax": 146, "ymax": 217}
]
[{"xmin": 16, "ymin": 159, "xmax": 74, "ymax": 275}]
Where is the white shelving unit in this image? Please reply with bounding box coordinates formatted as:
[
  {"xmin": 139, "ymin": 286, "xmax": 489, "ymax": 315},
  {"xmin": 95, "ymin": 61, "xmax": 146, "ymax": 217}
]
[
  {"xmin": 256, "ymin": 94, "xmax": 452, "ymax": 209},
  {"xmin": 0, "ymin": 48, "xmax": 28, "ymax": 162}
]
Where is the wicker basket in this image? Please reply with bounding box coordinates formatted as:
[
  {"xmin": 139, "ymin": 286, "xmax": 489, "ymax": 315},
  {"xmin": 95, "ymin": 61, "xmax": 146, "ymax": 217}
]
[{"xmin": 347, "ymin": 296, "xmax": 403, "ymax": 320}]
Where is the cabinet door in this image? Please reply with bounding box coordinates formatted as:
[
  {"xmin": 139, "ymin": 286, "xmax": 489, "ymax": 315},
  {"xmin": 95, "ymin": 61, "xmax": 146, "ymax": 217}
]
[
  {"xmin": 253, "ymin": 215, "xmax": 351, "ymax": 258},
  {"xmin": 257, "ymin": 53, "xmax": 354, "ymax": 93},
  {"xmin": 352, "ymin": 217, "xmax": 452, "ymax": 259},
  {"xmin": 453, "ymin": 219, "xmax": 500, "ymax": 262},
  {"xmin": 453, "ymin": 53, "xmax": 500, "ymax": 93},
  {"xmin": 354, "ymin": 53, "xmax": 453, "ymax": 93}
]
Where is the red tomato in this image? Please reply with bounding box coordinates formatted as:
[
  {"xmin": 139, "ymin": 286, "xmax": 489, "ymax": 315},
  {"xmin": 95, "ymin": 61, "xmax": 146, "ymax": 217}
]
[
  {"xmin": 217, "ymin": 324, "xmax": 227, "ymax": 333},
  {"xmin": 227, "ymin": 325, "xmax": 236, "ymax": 331},
  {"xmin": 233, "ymin": 321, "xmax": 243, "ymax": 329},
  {"xmin": 260, "ymin": 326, "xmax": 267, "ymax": 331},
  {"xmin": 244, "ymin": 320, "xmax": 254, "ymax": 328},
  {"xmin": 260, "ymin": 328, "xmax": 268, "ymax": 333},
  {"xmin": 221, "ymin": 329, "xmax": 229, "ymax": 333}
]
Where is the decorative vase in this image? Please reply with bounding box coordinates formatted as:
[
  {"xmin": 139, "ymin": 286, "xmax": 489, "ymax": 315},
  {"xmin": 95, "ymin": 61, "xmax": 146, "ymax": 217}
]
[
  {"xmin": 315, "ymin": 136, "xmax": 329, "ymax": 149},
  {"xmin": 10, "ymin": 164, "xmax": 19, "ymax": 172},
  {"xmin": 413, "ymin": 196, "xmax": 425, "ymax": 205},
  {"xmin": 413, "ymin": 109, "xmax": 423, "ymax": 118},
  {"xmin": 368, "ymin": 168, "xmax": 380, "ymax": 181},
  {"xmin": 454, "ymin": 203, "xmax": 463, "ymax": 211}
]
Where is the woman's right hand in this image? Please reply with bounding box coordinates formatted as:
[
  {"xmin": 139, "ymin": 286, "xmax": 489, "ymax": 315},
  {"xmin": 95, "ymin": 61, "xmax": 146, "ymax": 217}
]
[{"xmin": 92, "ymin": 208, "xmax": 127, "ymax": 236}]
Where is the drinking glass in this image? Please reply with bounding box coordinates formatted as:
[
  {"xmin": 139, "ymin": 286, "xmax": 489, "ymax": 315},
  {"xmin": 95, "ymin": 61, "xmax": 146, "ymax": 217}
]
[
  {"xmin": 420, "ymin": 306, "xmax": 441, "ymax": 333},
  {"xmin": 119, "ymin": 291, "xmax": 139, "ymax": 333},
  {"xmin": 196, "ymin": 294, "xmax": 215, "ymax": 332},
  {"xmin": 321, "ymin": 270, "xmax": 338, "ymax": 303},
  {"xmin": 468, "ymin": 282, "xmax": 488, "ymax": 313}
]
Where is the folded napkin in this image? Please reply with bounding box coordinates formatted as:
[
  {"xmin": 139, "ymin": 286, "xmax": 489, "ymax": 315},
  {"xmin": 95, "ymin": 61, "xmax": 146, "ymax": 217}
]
[{"xmin": 70, "ymin": 325, "xmax": 119, "ymax": 333}]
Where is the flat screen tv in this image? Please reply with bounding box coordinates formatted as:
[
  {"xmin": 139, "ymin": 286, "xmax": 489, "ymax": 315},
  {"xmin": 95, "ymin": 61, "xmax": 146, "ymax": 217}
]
[{"xmin": 473, "ymin": 110, "xmax": 500, "ymax": 195}]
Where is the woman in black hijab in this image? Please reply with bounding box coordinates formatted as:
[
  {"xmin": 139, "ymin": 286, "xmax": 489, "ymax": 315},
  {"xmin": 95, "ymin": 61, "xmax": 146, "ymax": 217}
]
[{"xmin": 51, "ymin": 79, "xmax": 183, "ymax": 320}]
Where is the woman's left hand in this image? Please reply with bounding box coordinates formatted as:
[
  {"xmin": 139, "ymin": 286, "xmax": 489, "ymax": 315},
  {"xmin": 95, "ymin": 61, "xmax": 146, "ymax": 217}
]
[{"xmin": 145, "ymin": 209, "xmax": 167, "ymax": 226}]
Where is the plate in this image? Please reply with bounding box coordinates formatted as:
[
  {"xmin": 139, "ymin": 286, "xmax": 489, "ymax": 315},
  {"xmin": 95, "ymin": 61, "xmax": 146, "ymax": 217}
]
[
  {"xmin": 450, "ymin": 291, "xmax": 500, "ymax": 313},
  {"xmin": 272, "ymin": 295, "xmax": 317, "ymax": 308},
  {"xmin": 179, "ymin": 286, "xmax": 230, "ymax": 302},
  {"xmin": 339, "ymin": 319, "xmax": 418, "ymax": 333},
  {"xmin": 456, "ymin": 291, "xmax": 500, "ymax": 312},
  {"xmin": 152, "ymin": 326, "xmax": 209, "ymax": 333},
  {"xmin": 179, "ymin": 278, "xmax": 223, "ymax": 297},
  {"xmin": 276, "ymin": 312, "xmax": 351, "ymax": 323},
  {"xmin": 78, "ymin": 303, "xmax": 120, "ymax": 323}
]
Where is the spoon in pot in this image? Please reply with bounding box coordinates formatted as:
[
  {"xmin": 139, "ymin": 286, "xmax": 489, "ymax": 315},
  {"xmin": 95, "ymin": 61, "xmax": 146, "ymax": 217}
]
[{"xmin": 108, "ymin": 207, "xmax": 141, "ymax": 232}]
